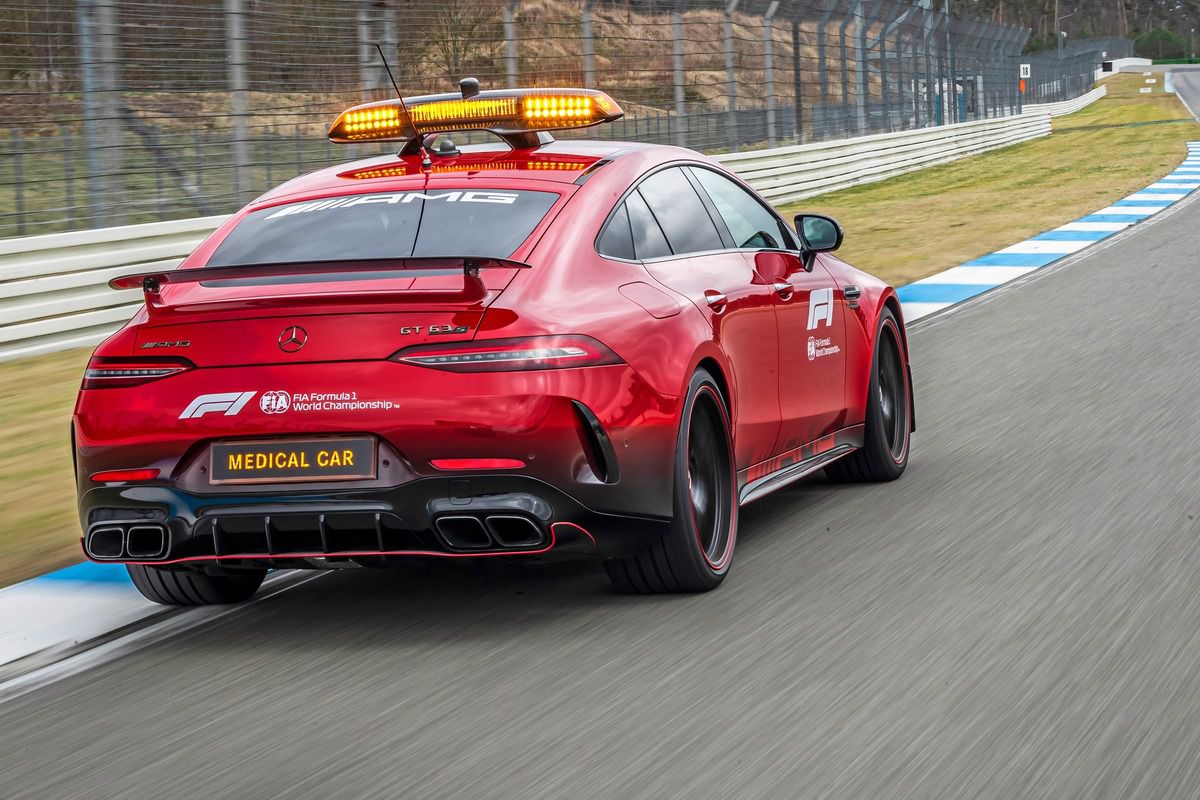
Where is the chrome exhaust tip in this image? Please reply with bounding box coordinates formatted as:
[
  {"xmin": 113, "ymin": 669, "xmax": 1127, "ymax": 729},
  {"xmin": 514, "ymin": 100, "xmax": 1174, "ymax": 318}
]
[
  {"xmin": 484, "ymin": 515, "xmax": 546, "ymax": 548},
  {"xmin": 125, "ymin": 524, "xmax": 168, "ymax": 559},
  {"xmin": 86, "ymin": 526, "xmax": 125, "ymax": 560},
  {"xmin": 433, "ymin": 515, "xmax": 492, "ymax": 550}
]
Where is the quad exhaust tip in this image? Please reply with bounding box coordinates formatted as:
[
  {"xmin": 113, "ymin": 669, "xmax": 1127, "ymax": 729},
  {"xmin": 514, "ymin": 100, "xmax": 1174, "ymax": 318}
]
[
  {"xmin": 433, "ymin": 514, "xmax": 546, "ymax": 551},
  {"xmin": 85, "ymin": 523, "xmax": 168, "ymax": 560}
]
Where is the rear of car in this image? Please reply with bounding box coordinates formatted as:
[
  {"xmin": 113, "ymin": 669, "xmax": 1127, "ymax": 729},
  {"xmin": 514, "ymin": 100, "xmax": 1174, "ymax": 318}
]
[{"xmin": 74, "ymin": 157, "xmax": 677, "ymax": 595}]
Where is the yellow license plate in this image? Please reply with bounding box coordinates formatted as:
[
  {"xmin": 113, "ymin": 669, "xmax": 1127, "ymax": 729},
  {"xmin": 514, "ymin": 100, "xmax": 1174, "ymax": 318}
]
[{"xmin": 209, "ymin": 437, "xmax": 376, "ymax": 485}]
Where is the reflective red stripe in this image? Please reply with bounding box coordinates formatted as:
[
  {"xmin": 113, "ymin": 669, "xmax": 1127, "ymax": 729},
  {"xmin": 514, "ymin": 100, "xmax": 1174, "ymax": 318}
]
[
  {"xmin": 90, "ymin": 468, "xmax": 160, "ymax": 483},
  {"xmin": 429, "ymin": 458, "xmax": 525, "ymax": 470}
]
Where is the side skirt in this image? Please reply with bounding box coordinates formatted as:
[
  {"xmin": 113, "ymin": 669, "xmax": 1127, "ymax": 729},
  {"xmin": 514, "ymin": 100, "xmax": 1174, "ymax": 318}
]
[{"xmin": 737, "ymin": 424, "xmax": 865, "ymax": 506}]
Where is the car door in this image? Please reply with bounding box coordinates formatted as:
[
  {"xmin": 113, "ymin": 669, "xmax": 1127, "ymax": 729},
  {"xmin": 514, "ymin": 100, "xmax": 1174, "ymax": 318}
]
[
  {"xmin": 688, "ymin": 167, "xmax": 847, "ymax": 454},
  {"xmin": 620, "ymin": 166, "xmax": 782, "ymax": 471}
]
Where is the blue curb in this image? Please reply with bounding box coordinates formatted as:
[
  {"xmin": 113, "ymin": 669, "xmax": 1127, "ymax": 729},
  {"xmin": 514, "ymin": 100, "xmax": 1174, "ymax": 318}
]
[
  {"xmin": 1077, "ymin": 213, "xmax": 1150, "ymax": 223},
  {"xmin": 38, "ymin": 561, "xmax": 132, "ymax": 584},
  {"xmin": 896, "ymin": 284, "xmax": 990, "ymax": 304},
  {"xmin": 1032, "ymin": 230, "xmax": 1111, "ymax": 241},
  {"xmin": 962, "ymin": 252, "xmax": 1060, "ymax": 267}
]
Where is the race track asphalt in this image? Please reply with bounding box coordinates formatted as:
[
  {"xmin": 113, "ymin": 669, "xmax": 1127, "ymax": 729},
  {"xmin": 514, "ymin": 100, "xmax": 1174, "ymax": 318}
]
[{"xmin": 2, "ymin": 182, "xmax": 1200, "ymax": 799}]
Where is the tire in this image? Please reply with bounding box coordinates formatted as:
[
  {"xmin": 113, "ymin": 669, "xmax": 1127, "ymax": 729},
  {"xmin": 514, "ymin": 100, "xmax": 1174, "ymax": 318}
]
[
  {"xmin": 825, "ymin": 307, "xmax": 911, "ymax": 483},
  {"xmin": 605, "ymin": 368, "xmax": 737, "ymax": 593},
  {"xmin": 127, "ymin": 564, "xmax": 266, "ymax": 606}
]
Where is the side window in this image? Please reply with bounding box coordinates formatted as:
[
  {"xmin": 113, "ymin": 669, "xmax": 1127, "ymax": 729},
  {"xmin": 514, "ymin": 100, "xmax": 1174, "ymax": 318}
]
[
  {"xmin": 597, "ymin": 202, "xmax": 635, "ymax": 260},
  {"xmin": 690, "ymin": 167, "xmax": 795, "ymax": 250},
  {"xmin": 625, "ymin": 190, "xmax": 672, "ymax": 260},
  {"xmin": 637, "ymin": 168, "xmax": 725, "ymax": 256}
]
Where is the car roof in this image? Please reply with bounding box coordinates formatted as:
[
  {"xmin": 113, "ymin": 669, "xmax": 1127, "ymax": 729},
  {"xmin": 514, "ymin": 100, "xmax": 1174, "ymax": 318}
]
[{"xmin": 254, "ymin": 139, "xmax": 669, "ymax": 206}]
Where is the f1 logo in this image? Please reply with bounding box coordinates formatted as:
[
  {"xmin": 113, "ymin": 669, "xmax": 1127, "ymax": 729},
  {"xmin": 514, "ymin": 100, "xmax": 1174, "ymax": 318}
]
[
  {"xmin": 807, "ymin": 287, "xmax": 834, "ymax": 330},
  {"xmin": 179, "ymin": 391, "xmax": 257, "ymax": 420}
]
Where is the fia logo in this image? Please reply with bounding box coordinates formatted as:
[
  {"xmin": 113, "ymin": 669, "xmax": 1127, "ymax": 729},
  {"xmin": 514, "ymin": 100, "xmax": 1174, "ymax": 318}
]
[
  {"xmin": 259, "ymin": 390, "xmax": 291, "ymax": 415},
  {"xmin": 807, "ymin": 337, "xmax": 817, "ymax": 361},
  {"xmin": 807, "ymin": 288, "xmax": 834, "ymax": 330}
]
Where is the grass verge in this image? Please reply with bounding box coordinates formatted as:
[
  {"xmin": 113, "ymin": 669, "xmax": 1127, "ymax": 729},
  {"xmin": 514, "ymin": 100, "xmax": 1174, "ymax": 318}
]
[
  {"xmin": 1, "ymin": 73, "xmax": 1196, "ymax": 587},
  {"xmin": 780, "ymin": 73, "xmax": 1199, "ymax": 287}
]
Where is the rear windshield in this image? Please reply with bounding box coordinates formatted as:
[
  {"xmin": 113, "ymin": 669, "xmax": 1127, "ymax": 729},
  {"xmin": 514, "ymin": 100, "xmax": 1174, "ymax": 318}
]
[{"xmin": 208, "ymin": 189, "xmax": 559, "ymax": 266}]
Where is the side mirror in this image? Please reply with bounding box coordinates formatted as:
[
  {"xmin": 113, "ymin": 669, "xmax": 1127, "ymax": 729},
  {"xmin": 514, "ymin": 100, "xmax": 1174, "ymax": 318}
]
[{"xmin": 794, "ymin": 213, "xmax": 843, "ymax": 270}]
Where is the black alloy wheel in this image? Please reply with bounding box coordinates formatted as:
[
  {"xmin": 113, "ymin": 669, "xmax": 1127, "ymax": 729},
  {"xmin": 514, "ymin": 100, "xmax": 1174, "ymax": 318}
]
[{"xmin": 605, "ymin": 368, "xmax": 737, "ymax": 593}]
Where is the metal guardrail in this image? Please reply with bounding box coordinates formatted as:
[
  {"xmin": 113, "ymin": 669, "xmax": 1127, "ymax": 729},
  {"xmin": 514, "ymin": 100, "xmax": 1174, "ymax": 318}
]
[
  {"xmin": 1022, "ymin": 85, "xmax": 1108, "ymax": 117},
  {"xmin": 0, "ymin": 87, "xmax": 1108, "ymax": 363},
  {"xmin": 715, "ymin": 112, "xmax": 1053, "ymax": 206}
]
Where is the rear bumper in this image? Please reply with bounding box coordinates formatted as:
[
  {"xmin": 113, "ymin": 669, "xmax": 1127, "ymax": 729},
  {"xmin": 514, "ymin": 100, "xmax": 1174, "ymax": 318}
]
[
  {"xmin": 79, "ymin": 474, "xmax": 670, "ymax": 569},
  {"xmin": 75, "ymin": 360, "xmax": 681, "ymax": 525}
]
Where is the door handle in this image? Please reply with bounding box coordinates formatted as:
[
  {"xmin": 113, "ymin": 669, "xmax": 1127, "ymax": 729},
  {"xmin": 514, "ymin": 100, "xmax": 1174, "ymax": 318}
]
[
  {"xmin": 843, "ymin": 284, "xmax": 862, "ymax": 308},
  {"xmin": 703, "ymin": 290, "xmax": 728, "ymax": 313},
  {"xmin": 772, "ymin": 282, "xmax": 794, "ymax": 300}
]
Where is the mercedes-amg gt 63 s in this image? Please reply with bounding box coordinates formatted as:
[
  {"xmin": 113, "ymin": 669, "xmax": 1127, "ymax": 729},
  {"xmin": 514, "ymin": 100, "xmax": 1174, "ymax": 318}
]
[{"xmin": 74, "ymin": 83, "xmax": 914, "ymax": 605}]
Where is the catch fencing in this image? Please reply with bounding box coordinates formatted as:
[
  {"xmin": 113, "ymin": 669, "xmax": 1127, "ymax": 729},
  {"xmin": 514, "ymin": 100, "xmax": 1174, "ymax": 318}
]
[
  {"xmin": 0, "ymin": 83, "xmax": 1114, "ymax": 364},
  {"xmin": 1, "ymin": 0, "xmax": 1126, "ymax": 239}
]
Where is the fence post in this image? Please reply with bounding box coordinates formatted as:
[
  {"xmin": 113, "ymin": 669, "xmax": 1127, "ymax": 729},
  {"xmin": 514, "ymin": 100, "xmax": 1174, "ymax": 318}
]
[
  {"xmin": 853, "ymin": 0, "xmax": 870, "ymax": 134},
  {"xmin": 839, "ymin": 4, "xmax": 854, "ymax": 138},
  {"xmin": 357, "ymin": 0, "xmax": 373, "ymax": 100},
  {"xmin": 75, "ymin": 0, "xmax": 104, "ymax": 227},
  {"xmin": 63, "ymin": 126, "xmax": 76, "ymax": 221},
  {"xmin": 504, "ymin": 0, "xmax": 518, "ymax": 88},
  {"xmin": 672, "ymin": 0, "xmax": 687, "ymax": 148},
  {"xmin": 582, "ymin": 0, "xmax": 595, "ymax": 89},
  {"xmin": 225, "ymin": 0, "xmax": 250, "ymax": 205},
  {"xmin": 764, "ymin": 1, "xmax": 780, "ymax": 147},
  {"xmin": 791, "ymin": 12, "xmax": 803, "ymax": 142},
  {"xmin": 95, "ymin": 0, "xmax": 122, "ymax": 224},
  {"xmin": 724, "ymin": 0, "xmax": 739, "ymax": 151},
  {"xmin": 11, "ymin": 134, "xmax": 26, "ymax": 236},
  {"xmin": 815, "ymin": 0, "xmax": 839, "ymax": 140}
]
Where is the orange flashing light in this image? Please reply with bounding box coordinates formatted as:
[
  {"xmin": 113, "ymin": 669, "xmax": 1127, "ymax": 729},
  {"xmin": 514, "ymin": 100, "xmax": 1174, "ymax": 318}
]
[
  {"xmin": 341, "ymin": 156, "xmax": 599, "ymax": 180},
  {"xmin": 328, "ymin": 88, "xmax": 623, "ymax": 144}
]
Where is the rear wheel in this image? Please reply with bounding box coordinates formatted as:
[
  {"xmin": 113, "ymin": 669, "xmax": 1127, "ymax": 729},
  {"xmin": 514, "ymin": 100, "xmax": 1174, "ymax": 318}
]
[
  {"xmin": 127, "ymin": 564, "xmax": 266, "ymax": 606},
  {"xmin": 605, "ymin": 368, "xmax": 737, "ymax": 593},
  {"xmin": 825, "ymin": 308, "xmax": 910, "ymax": 482}
]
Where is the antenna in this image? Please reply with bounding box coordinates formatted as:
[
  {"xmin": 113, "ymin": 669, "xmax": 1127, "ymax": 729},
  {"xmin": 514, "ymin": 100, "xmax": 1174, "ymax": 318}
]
[{"xmin": 374, "ymin": 43, "xmax": 404, "ymax": 101}]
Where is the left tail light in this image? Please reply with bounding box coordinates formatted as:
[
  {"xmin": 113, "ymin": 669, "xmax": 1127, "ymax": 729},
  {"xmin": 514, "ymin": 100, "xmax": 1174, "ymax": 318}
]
[
  {"xmin": 82, "ymin": 357, "xmax": 193, "ymax": 389},
  {"xmin": 391, "ymin": 335, "xmax": 623, "ymax": 373}
]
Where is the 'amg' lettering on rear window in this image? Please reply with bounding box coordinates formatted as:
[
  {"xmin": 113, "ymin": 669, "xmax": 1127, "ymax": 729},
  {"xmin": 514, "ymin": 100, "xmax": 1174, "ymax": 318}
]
[{"xmin": 208, "ymin": 190, "xmax": 558, "ymax": 266}]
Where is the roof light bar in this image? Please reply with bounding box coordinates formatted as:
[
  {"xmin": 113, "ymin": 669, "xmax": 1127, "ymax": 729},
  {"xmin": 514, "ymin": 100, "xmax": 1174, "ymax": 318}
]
[{"xmin": 328, "ymin": 88, "xmax": 624, "ymax": 145}]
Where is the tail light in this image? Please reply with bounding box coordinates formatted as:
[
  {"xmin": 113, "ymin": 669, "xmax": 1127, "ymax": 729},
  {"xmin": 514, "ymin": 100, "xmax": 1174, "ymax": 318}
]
[
  {"xmin": 82, "ymin": 357, "xmax": 193, "ymax": 389},
  {"xmin": 392, "ymin": 335, "xmax": 623, "ymax": 373},
  {"xmin": 90, "ymin": 468, "xmax": 160, "ymax": 483}
]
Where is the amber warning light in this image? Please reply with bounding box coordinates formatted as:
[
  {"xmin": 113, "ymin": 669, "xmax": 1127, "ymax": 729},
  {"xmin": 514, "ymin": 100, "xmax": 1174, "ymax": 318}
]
[{"xmin": 328, "ymin": 87, "xmax": 624, "ymax": 145}]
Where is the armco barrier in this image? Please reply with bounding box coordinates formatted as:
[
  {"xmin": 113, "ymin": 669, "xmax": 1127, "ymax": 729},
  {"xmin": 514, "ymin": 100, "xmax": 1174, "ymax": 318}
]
[
  {"xmin": 0, "ymin": 215, "xmax": 226, "ymax": 361},
  {"xmin": 1022, "ymin": 85, "xmax": 1107, "ymax": 117},
  {"xmin": 714, "ymin": 112, "xmax": 1052, "ymax": 206},
  {"xmin": 0, "ymin": 87, "xmax": 1109, "ymax": 363}
]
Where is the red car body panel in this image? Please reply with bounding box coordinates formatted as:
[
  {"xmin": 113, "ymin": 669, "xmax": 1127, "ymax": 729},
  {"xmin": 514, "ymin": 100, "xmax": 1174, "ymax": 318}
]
[{"xmin": 73, "ymin": 138, "xmax": 911, "ymax": 567}]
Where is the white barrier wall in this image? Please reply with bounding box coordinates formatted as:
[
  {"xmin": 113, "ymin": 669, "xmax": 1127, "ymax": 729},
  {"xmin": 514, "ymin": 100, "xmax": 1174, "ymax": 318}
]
[{"xmin": 0, "ymin": 87, "xmax": 1109, "ymax": 363}]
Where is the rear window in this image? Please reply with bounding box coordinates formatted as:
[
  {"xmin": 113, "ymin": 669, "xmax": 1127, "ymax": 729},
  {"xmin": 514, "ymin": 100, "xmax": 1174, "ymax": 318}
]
[{"xmin": 208, "ymin": 189, "xmax": 559, "ymax": 266}]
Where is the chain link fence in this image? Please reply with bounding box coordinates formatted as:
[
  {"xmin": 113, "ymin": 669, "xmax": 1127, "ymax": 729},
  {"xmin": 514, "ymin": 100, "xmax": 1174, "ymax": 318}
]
[{"xmin": 0, "ymin": 0, "xmax": 1127, "ymax": 238}]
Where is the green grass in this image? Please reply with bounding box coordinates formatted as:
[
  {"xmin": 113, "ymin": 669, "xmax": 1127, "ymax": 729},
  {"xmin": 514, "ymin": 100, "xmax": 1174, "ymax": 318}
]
[
  {"xmin": 1, "ymin": 73, "xmax": 1196, "ymax": 587},
  {"xmin": 779, "ymin": 74, "xmax": 1199, "ymax": 287},
  {"xmin": 0, "ymin": 348, "xmax": 89, "ymax": 587}
]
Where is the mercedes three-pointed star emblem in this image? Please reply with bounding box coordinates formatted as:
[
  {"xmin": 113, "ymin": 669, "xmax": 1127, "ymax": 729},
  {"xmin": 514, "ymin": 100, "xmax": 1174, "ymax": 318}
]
[{"xmin": 278, "ymin": 325, "xmax": 308, "ymax": 353}]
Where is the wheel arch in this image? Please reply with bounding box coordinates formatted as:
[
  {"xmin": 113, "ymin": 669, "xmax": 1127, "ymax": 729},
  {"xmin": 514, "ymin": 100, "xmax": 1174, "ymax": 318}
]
[{"xmin": 879, "ymin": 290, "xmax": 915, "ymax": 432}]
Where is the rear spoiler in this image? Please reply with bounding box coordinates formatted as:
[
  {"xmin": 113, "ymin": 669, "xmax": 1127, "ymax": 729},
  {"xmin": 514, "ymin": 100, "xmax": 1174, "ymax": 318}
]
[{"xmin": 109, "ymin": 257, "xmax": 531, "ymax": 307}]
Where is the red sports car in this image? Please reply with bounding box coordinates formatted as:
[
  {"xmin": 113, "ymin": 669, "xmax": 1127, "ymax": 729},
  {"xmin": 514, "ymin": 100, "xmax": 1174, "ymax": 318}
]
[{"xmin": 74, "ymin": 85, "xmax": 913, "ymax": 605}]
